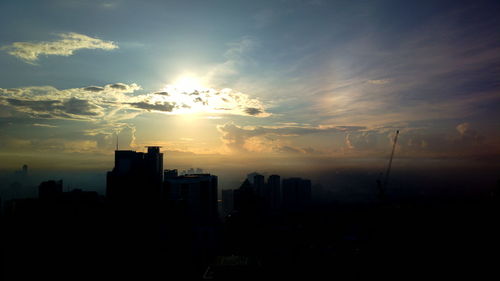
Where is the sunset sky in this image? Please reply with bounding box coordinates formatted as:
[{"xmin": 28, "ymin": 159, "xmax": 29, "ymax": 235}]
[{"xmin": 1, "ymin": 0, "xmax": 499, "ymax": 173}]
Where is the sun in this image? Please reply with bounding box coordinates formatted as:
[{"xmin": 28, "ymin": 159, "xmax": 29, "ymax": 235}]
[{"xmin": 172, "ymin": 75, "xmax": 204, "ymax": 93}]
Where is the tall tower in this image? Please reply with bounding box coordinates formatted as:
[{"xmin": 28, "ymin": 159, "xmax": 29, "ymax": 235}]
[
  {"xmin": 267, "ymin": 175, "xmax": 281, "ymax": 210},
  {"xmin": 106, "ymin": 146, "xmax": 164, "ymax": 204}
]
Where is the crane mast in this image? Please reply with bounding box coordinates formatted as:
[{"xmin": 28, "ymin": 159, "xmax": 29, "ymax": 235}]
[{"xmin": 377, "ymin": 130, "xmax": 399, "ymax": 200}]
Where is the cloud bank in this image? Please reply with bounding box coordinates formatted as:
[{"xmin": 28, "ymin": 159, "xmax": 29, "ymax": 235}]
[
  {"xmin": 217, "ymin": 123, "xmax": 364, "ymax": 153},
  {"xmin": 0, "ymin": 82, "xmax": 270, "ymax": 120}
]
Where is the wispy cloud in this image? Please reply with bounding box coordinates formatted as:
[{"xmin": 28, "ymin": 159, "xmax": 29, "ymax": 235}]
[
  {"xmin": 32, "ymin": 123, "xmax": 58, "ymax": 128},
  {"xmin": 204, "ymin": 37, "xmax": 259, "ymax": 86},
  {"xmin": 367, "ymin": 79, "xmax": 390, "ymax": 85},
  {"xmin": 1, "ymin": 32, "xmax": 118, "ymax": 64}
]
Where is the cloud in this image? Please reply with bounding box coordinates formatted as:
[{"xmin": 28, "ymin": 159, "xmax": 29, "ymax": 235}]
[
  {"xmin": 32, "ymin": 123, "xmax": 58, "ymax": 128},
  {"xmin": 276, "ymin": 8, "xmax": 500, "ymax": 131},
  {"xmin": 5, "ymin": 97, "xmax": 101, "ymax": 119},
  {"xmin": 109, "ymin": 83, "xmax": 128, "ymax": 90},
  {"xmin": 456, "ymin": 123, "xmax": 470, "ymax": 136},
  {"xmin": 365, "ymin": 125, "xmax": 496, "ymax": 159},
  {"xmin": 367, "ymin": 79, "xmax": 390, "ymax": 85},
  {"xmin": 128, "ymin": 101, "xmax": 176, "ymax": 112},
  {"xmin": 344, "ymin": 132, "xmax": 379, "ymax": 150},
  {"xmin": 84, "ymin": 86, "xmax": 105, "ymax": 92},
  {"xmin": 154, "ymin": 85, "xmax": 270, "ymax": 117},
  {"xmin": 244, "ymin": 107, "xmax": 263, "ymax": 116},
  {"xmin": 0, "ymin": 81, "xmax": 270, "ymax": 156},
  {"xmin": 455, "ymin": 122, "xmax": 485, "ymax": 145},
  {"xmin": 217, "ymin": 122, "xmax": 364, "ymax": 152},
  {"xmin": 0, "ymin": 81, "xmax": 270, "ymax": 119},
  {"xmin": 2, "ymin": 32, "xmax": 118, "ymax": 64},
  {"xmin": 204, "ymin": 37, "xmax": 259, "ymax": 85},
  {"xmin": 0, "ymin": 83, "xmax": 139, "ymax": 120}
]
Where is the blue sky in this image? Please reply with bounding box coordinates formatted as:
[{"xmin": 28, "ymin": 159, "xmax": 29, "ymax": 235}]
[{"xmin": 0, "ymin": 0, "xmax": 499, "ymax": 171}]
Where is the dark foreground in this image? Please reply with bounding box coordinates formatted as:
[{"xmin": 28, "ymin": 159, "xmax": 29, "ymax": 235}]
[{"xmin": 1, "ymin": 194, "xmax": 499, "ymax": 280}]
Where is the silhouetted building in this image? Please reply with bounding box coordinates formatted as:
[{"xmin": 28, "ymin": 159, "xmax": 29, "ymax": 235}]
[
  {"xmin": 14, "ymin": 164, "xmax": 28, "ymax": 177},
  {"xmin": 254, "ymin": 174, "xmax": 265, "ymax": 197},
  {"xmin": 181, "ymin": 168, "xmax": 204, "ymax": 175},
  {"xmin": 106, "ymin": 146, "xmax": 163, "ymax": 203},
  {"xmin": 163, "ymin": 174, "xmax": 218, "ymax": 224},
  {"xmin": 282, "ymin": 177, "xmax": 311, "ymax": 211},
  {"xmin": 246, "ymin": 172, "xmax": 260, "ymax": 186},
  {"xmin": 267, "ymin": 175, "xmax": 281, "ymax": 210},
  {"xmin": 221, "ymin": 189, "xmax": 234, "ymax": 216},
  {"xmin": 38, "ymin": 180, "xmax": 63, "ymax": 200},
  {"xmin": 162, "ymin": 173, "xmax": 220, "ymax": 258},
  {"xmin": 164, "ymin": 169, "xmax": 178, "ymax": 179},
  {"xmin": 233, "ymin": 179, "xmax": 259, "ymax": 214}
]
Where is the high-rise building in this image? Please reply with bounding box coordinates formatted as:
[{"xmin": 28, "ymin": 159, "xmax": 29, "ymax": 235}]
[
  {"xmin": 106, "ymin": 146, "xmax": 163, "ymax": 203},
  {"xmin": 246, "ymin": 172, "xmax": 260, "ymax": 185},
  {"xmin": 246, "ymin": 172, "xmax": 264, "ymax": 196},
  {"xmin": 163, "ymin": 174, "xmax": 218, "ymax": 224},
  {"xmin": 267, "ymin": 175, "xmax": 281, "ymax": 210},
  {"xmin": 221, "ymin": 189, "xmax": 234, "ymax": 216},
  {"xmin": 253, "ymin": 174, "xmax": 265, "ymax": 197},
  {"xmin": 282, "ymin": 177, "xmax": 311, "ymax": 211},
  {"xmin": 233, "ymin": 179, "xmax": 258, "ymax": 214},
  {"xmin": 164, "ymin": 169, "xmax": 178, "ymax": 179},
  {"xmin": 39, "ymin": 180, "xmax": 63, "ymax": 200}
]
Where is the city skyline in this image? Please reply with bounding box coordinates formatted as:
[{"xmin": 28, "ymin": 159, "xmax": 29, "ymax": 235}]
[
  {"xmin": 2, "ymin": 2, "xmax": 500, "ymax": 279},
  {"xmin": 1, "ymin": 0, "xmax": 499, "ymax": 173}
]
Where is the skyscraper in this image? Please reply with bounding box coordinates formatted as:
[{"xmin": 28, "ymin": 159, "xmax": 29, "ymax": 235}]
[
  {"xmin": 163, "ymin": 173, "xmax": 218, "ymax": 224},
  {"xmin": 267, "ymin": 175, "xmax": 281, "ymax": 210},
  {"xmin": 38, "ymin": 180, "xmax": 63, "ymax": 200},
  {"xmin": 282, "ymin": 177, "xmax": 311, "ymax": 211},
  {"xmin": 221, "ymin": 189, "xmax": 234, "ymax": 216},
  {"xmin": 106, "ymin": 146, "xmax": 163, "ymax": 203}
]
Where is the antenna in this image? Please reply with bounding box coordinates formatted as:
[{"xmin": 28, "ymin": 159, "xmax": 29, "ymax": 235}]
[{"xmin": 116, "ymin": 134, "xmax": 119, "ymax": 151}]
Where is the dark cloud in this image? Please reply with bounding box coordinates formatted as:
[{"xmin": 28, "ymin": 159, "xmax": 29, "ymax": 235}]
[
  {"xmin": 193, "ymin": 97, "xmax": 208, "ymax": 105},
  {"xmin": 7, "ymin": 99, "xmax": 60, "ymax": 111},
  {"xmin": 62, "ymin": 98, "xmax": 99, "ymax": 116},
  {"xmin": 84, "ymin": 86, "xmax": 104, "ymax": 92},
  {"xmin": 244, "ymin": 107, "xmax": 263, "ymax": 116},
  {"xmin": 153, "ymin": 91, "xmax": 169, "ymax": 96},
  {"xmin": 5, "ymin": 97, "xmax": 99, "ymax": 118},
  {"xmin": 129, "ymin": 101, "xmax": 176, "ymax": 112},
  {"xmin": 0, "ymin": 83, "xmax": 140, "ymax": 121},
  {"xmin": 110, "ymin": 83, "xmax": 128, "ymax": 90},
  {"xmin": 275, "ymin": 145, "xmax": 303, "ymax": 154}
]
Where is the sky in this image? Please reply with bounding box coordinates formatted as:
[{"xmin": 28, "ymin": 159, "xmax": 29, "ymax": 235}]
[{"xmin": 0, "ymin": 0, "xmax": 499, "ymax": 176}]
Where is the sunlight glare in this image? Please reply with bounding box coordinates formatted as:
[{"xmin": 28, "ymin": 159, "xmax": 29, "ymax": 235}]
[{"xmin": 173, "ymin": 75, "xmax": 204, "ymax": 93}]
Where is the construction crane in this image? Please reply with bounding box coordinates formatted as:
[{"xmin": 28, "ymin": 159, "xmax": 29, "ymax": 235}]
[{"xmin": 377, "ymin": 130, "xmax": 399, "ymax": 201}]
